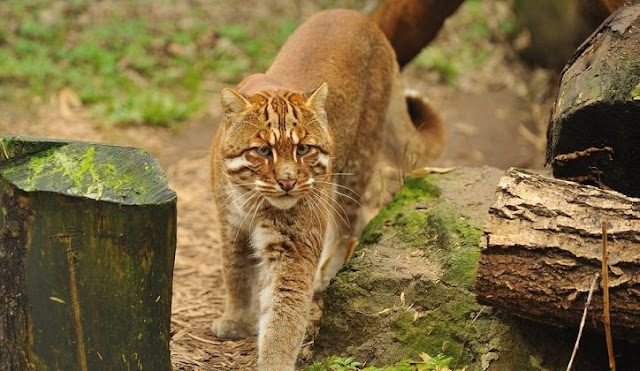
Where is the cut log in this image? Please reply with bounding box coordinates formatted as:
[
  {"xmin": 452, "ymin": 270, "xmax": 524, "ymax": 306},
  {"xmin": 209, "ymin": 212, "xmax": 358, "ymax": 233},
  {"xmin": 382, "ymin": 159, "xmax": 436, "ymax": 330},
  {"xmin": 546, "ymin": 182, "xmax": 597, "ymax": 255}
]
[
  {"xmin": 369, "ymin": 0, "xmax": 463, "ymax": 68},
  {"xmin": 545, "ymin": 0, "xmax": 640, "ymax": 197},
  {"xmin": 0, "ymin": 136, "xmax": 176, "ymax": 370},
  {"xmin": 476, "ymin": 168, "xmax": 640, "ymax": 342}
]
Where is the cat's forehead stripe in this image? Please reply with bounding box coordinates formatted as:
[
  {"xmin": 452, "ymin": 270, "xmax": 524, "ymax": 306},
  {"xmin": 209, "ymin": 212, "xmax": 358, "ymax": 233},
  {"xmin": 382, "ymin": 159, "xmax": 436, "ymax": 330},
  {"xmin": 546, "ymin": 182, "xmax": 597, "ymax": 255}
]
[{"xmin": 261, "ymin": 93, "xmax": 304, "ymax": 146}]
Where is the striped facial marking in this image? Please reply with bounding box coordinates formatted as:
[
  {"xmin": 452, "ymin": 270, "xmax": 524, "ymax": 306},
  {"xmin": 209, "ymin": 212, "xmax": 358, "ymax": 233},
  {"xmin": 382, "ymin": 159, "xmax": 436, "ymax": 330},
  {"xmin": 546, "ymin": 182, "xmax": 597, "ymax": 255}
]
[{"xmin": 221, "ymin": 88, "xmax": 333, "ymax": 210}]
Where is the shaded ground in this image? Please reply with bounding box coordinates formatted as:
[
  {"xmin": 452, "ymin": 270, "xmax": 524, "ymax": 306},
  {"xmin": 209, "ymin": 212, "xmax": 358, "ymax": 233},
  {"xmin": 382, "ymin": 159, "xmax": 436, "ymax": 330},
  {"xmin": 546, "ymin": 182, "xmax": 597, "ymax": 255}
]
[{"xmin": 0, "ymin": 1, "xmax": 558, "ymax": 369}]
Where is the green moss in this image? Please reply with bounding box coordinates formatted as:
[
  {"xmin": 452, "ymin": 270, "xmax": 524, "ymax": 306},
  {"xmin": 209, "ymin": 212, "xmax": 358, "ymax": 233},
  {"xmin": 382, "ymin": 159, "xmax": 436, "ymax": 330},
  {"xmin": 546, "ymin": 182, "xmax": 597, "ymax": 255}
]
[
  {"xmin": 632, "ymin": 81, "xmax": 640, "ymax": 100},
  {"xmin": 24, "ymin": 146, "xmax": 100, "ymax": 192},
  {"xmin": 360, "ymin": 175, "xmax": 440, "ymax": 246},
  {"xmin": 1, "ymin": 141, "xmax": 173, "ymax": 205},
  {"xmin": 359, "ymin": 174, "xmax": 483, "ymax": 290},
  {"xmin": 0, "ymin": 137, "xmax": 11, "ymax": 160},
  {"xmin": 317, "ymin": 172, "xmax": 497, "ymax": 368}
]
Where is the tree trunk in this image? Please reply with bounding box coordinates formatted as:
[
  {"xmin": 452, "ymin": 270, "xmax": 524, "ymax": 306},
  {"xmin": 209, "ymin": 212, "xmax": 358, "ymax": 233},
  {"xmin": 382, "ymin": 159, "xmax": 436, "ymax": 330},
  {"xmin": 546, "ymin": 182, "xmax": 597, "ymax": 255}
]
[
  {"xmin": 369, "ymin": 0, "xmax": 464, "ymax": 68},
  {"xmin": 0, "ymin": 136, "xmax": 176, "ymax": 370},
  {"xmin": 513, "ymin": 0, "xmax": 611, "ymax": 69},
  {"xmin": 476, "ymin": 168, "xmax": 640, "ymax": 342},
  {"xmin": 545, "ymin": 0, "xmax": 640, "ymax": 197}
]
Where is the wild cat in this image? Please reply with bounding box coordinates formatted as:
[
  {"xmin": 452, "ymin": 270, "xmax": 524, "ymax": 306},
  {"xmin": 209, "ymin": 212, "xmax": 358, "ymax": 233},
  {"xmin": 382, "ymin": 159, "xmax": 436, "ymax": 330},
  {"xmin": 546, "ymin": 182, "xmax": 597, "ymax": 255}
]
[{"xmin": 209, "ymin": 8, "xmax": 443, "ymax": 370}]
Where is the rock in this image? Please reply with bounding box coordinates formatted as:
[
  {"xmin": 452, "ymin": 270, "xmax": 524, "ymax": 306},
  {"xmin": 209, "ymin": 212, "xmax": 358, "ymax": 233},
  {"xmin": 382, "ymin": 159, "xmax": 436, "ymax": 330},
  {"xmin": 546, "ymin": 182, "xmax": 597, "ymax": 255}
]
[{"xmin": 311, "ymin": 166, "xmax": 639, "ymax": 370}]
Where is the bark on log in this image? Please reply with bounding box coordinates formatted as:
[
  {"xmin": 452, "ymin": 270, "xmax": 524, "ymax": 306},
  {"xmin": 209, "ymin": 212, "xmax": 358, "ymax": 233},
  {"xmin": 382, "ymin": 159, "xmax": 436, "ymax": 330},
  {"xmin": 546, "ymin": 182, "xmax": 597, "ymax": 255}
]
[
  {"xmin": 0, "ymin": 136, "xmax": 176, "ymax": 370},
  {"xmin": 369, "ymin": 0, "xmax": 463, "ymax": 68},
  {"xmin": 476, "ymin": 168, "xmax": 640, "ymax": 342},
  {"xmin": 545, "ymin": 0, "xmax": 640, "ymax": 197}
]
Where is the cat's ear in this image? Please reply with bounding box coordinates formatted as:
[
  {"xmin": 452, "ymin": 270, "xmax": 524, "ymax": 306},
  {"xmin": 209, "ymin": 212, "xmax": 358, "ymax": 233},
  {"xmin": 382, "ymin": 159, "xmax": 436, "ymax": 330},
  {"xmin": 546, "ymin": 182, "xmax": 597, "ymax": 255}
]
[
  {"xmin": 221, "ymin": 88, "xmax": 251, "ymax": 115},
  {"xmin": 305, "ymin": 83, "xmax": 328, "ymax": 112}
]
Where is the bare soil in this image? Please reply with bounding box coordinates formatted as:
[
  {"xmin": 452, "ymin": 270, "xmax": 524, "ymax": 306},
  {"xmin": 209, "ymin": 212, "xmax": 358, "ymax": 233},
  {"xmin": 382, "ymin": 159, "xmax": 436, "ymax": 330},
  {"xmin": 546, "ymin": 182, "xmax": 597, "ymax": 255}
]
[{"xmin": 0, "ymin": 1, "xmax": 557, "ymax": 370}]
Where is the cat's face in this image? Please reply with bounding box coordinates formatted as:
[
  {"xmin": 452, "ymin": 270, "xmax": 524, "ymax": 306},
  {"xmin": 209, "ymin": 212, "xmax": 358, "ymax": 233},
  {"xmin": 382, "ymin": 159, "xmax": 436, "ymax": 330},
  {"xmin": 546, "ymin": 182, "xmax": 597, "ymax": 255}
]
[{"xmin": 218, "ymin": 84, "xmax": 333, "ymax": 210}]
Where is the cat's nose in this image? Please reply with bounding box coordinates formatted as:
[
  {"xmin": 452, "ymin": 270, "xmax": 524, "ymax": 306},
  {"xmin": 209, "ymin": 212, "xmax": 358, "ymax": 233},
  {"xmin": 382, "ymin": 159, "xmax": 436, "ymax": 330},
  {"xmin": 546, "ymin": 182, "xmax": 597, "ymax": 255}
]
[{"xmin": 277, "ymin": 179, "xmax": 296, "ymax": 192}]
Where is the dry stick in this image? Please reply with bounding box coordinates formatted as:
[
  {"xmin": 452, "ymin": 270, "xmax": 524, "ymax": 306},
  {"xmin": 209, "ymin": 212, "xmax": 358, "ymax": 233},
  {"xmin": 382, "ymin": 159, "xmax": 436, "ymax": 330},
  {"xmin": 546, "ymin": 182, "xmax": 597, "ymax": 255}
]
[
  {"xmin": 566, "ymin": 273, "xmax": 600, "ymax": 371},
  {"xmin": 601, "ymin": 221, "xmax": 616, "ymax": 371}
]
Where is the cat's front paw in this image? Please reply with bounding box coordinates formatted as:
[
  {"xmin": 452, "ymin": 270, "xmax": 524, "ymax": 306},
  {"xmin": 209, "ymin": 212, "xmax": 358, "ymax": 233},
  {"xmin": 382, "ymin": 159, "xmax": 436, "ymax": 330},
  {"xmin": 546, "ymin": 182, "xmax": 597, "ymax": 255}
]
[{"xmin": 211, "ymin": 317, "xmax": 256, "ymax": 340}]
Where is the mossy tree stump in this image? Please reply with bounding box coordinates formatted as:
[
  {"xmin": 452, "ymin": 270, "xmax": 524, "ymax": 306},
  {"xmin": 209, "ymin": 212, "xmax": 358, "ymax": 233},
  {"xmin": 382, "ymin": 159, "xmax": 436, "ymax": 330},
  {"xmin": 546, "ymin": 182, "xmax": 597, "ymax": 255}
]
[
  {"xmin": 546, "ymin": 0, "xmax": 640, "ymax": 197},
  {"xmin": 0, "ymin": 136, "xmax": 176, "ymax": 370}
]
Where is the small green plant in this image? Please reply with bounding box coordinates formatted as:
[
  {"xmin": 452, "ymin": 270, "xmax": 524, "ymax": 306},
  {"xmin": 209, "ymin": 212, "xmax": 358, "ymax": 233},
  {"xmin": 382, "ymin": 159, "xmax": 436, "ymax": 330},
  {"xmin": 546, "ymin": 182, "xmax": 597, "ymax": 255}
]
[
  {"xmin": 409, "ymin": 0, "xmax": 508, "ymax": 86},
  {"xmin": 306, "ymin": 353, "xmax": 455, "ymax": 371},
  {"xmin": 412, "ymin": 48, "xmax": 458, "ymax": 85}
]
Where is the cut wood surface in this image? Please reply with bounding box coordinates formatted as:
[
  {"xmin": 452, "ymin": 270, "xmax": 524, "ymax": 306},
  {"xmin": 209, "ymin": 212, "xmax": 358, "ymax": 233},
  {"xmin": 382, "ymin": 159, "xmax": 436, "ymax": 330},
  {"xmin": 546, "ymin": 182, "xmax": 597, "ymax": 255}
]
[
  {"xmin": 545, "ymin": 0, "xmax": 640, "ymax": 197},
  {"xmin": 476, "ymin": 168, "xmax": 640, "ymax": 342},
  {"xmin": 0, "ymin": 136, "xmax": 176, "ymax": 370}
]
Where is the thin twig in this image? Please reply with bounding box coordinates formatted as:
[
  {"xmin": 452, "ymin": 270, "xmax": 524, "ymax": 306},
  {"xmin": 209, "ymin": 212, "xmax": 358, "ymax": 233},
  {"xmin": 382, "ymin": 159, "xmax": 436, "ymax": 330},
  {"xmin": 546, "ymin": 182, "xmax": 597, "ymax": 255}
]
[
  {"xmin": 602, "ymin": 220, "xmax": 616, "ymax": 371},
  {"xmin": 566, "ymin": 273, "xmax": 599, "ymax": 371},
  {"xmin": 186, "ymin": 332, "xmax": 222, "ymax": 346}
]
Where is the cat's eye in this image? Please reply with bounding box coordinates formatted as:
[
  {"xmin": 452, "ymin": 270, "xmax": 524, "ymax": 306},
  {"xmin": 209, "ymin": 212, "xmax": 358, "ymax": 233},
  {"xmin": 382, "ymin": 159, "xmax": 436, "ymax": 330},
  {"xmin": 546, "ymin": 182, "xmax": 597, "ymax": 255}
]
[
  {"xmin": 256, "ymin": 146, "xmax": 271, "ymax": 156},
  {"xmin": 296, "ymin": 144, "xmax": 310, "ymax": 156}
]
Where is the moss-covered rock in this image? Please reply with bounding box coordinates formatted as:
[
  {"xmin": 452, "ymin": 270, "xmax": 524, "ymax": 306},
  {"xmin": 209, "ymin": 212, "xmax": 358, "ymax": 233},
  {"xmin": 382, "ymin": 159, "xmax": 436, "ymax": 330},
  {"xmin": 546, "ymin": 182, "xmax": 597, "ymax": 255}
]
[{"xmin": 312, "ymin": 167, "xmax": 625, "ymax": 370}]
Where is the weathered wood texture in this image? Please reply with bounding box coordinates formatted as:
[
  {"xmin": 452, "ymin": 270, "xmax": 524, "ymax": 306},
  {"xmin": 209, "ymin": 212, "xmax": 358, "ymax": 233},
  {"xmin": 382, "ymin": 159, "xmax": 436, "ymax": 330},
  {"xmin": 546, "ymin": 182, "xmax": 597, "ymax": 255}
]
[
  {"xmin": 476, "ymin": 168, "xmax": 640, "ymax": 342},
  {"xmin": 545, "ymin": 0, "xmax": 640, "ymax": 197},
  {"xmin": 0, "ymin": 136, "xmax": 176, "ymax": 370},
  {"xmin": 369, "ymin": 0, "xmax": 463, "ymax": 67}
]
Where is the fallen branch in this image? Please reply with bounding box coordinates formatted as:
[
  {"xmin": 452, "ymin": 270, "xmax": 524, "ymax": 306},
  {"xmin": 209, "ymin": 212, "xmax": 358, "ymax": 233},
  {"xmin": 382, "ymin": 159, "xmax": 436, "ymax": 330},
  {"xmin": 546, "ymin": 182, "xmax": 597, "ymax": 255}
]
[
  {"xmin": 567, "ymin": 273, "xmax": 600, "ymax": 371},
  {"xmin": 602, "ymin": 221, "xmax": 616, "ymax": 371}
]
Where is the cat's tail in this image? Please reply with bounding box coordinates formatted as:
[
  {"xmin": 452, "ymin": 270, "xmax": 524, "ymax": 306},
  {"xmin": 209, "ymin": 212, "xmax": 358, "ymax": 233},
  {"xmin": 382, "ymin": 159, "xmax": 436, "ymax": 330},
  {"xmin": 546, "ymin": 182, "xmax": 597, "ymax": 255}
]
[{"xmin": 404, "ymin": 89, "xmax": 445, "ymax": 161}]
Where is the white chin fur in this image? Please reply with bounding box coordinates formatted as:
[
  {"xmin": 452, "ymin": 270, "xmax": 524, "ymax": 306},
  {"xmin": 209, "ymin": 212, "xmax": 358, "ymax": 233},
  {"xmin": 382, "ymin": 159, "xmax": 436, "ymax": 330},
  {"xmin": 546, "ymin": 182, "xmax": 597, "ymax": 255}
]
[{"xmin": 266, "ymin": 196, "xmax": 300, "ymax": 210}]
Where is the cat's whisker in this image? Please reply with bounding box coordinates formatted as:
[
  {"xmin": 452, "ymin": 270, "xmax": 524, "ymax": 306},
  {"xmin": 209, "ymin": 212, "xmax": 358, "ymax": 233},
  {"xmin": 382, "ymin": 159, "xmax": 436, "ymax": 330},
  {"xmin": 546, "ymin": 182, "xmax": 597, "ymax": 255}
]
[
  {"xmin": 314, "ymin": 180, "xmax": 361, "ymax": 198},
  {"xmin": 317, "ymin": 172, "xmax": 355, "ymax": 176},
  {"xmin": 248, "ymin": 197, "xmax": 265, "ymax": 230},
  {"xmin": 313, "ymin": 181, "xmax": 363, "ymax": 208},
  {"xmin": 217, "ymin": 181, "xmax": 257, "ymax": 200},
  {"xmin": 221, "ymin": 187, "xmax": 257, "ymax": 208},
  {"xmin": 229, "ymin": 181, "xmax": 259, "ymax": 187},
  {"xmin": 310, "ymin": 192, "xmax": 338, "ymax": 236},
  {"xmin": 236, "ymin": 190, "xmax": 260, "ymax": 211},
  {"xmin": 333, "ymin": 189, "xmax": 362, "ymax": 207},
  {"xmin": 304, "ymin": 195, "xmax": 324, "ymax": 230},
  {"xmin": 311, "ymin": 188, "xmax": 350, "ymax": 231},
  {"xmin": 218, "ymin": 189, "xmax": 250, "ymax": 206},
  {"xmin": 315, "ymin": 187, "xmax": 352, "ymax": 230},
  {"xmin": 232, "ymin": 193, "xmax": 262, "ymax": 243}
]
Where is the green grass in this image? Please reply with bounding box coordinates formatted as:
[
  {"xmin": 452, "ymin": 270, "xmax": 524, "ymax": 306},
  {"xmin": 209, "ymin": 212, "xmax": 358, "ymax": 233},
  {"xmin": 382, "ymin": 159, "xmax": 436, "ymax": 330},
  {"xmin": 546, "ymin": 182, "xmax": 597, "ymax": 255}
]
[
  {"xmin": 0, "ymin": 0, "xmax": 298, "ymax": 128},
  {"xmin": 410, "ymin": 0, "xmax": 504, "ymax": 86}
]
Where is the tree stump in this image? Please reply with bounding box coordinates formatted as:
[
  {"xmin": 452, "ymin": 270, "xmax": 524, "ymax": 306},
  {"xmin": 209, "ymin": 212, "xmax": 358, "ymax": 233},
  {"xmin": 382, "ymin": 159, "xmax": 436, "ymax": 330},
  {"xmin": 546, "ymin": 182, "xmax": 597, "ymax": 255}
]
[
  {"xmin": 476, "ymin": 168, "xmax": 640, "ymax": 342},
  {"xmin": 369, "ymin": 0, "xmax": 464, "ymax": 68},
  {"xmin": 545, "ymin": 0, "xmax": 640, "ymax": 197},
  {"xmin": 0, "ymin": 136, "xmax": 177, "ymax": 370}
]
